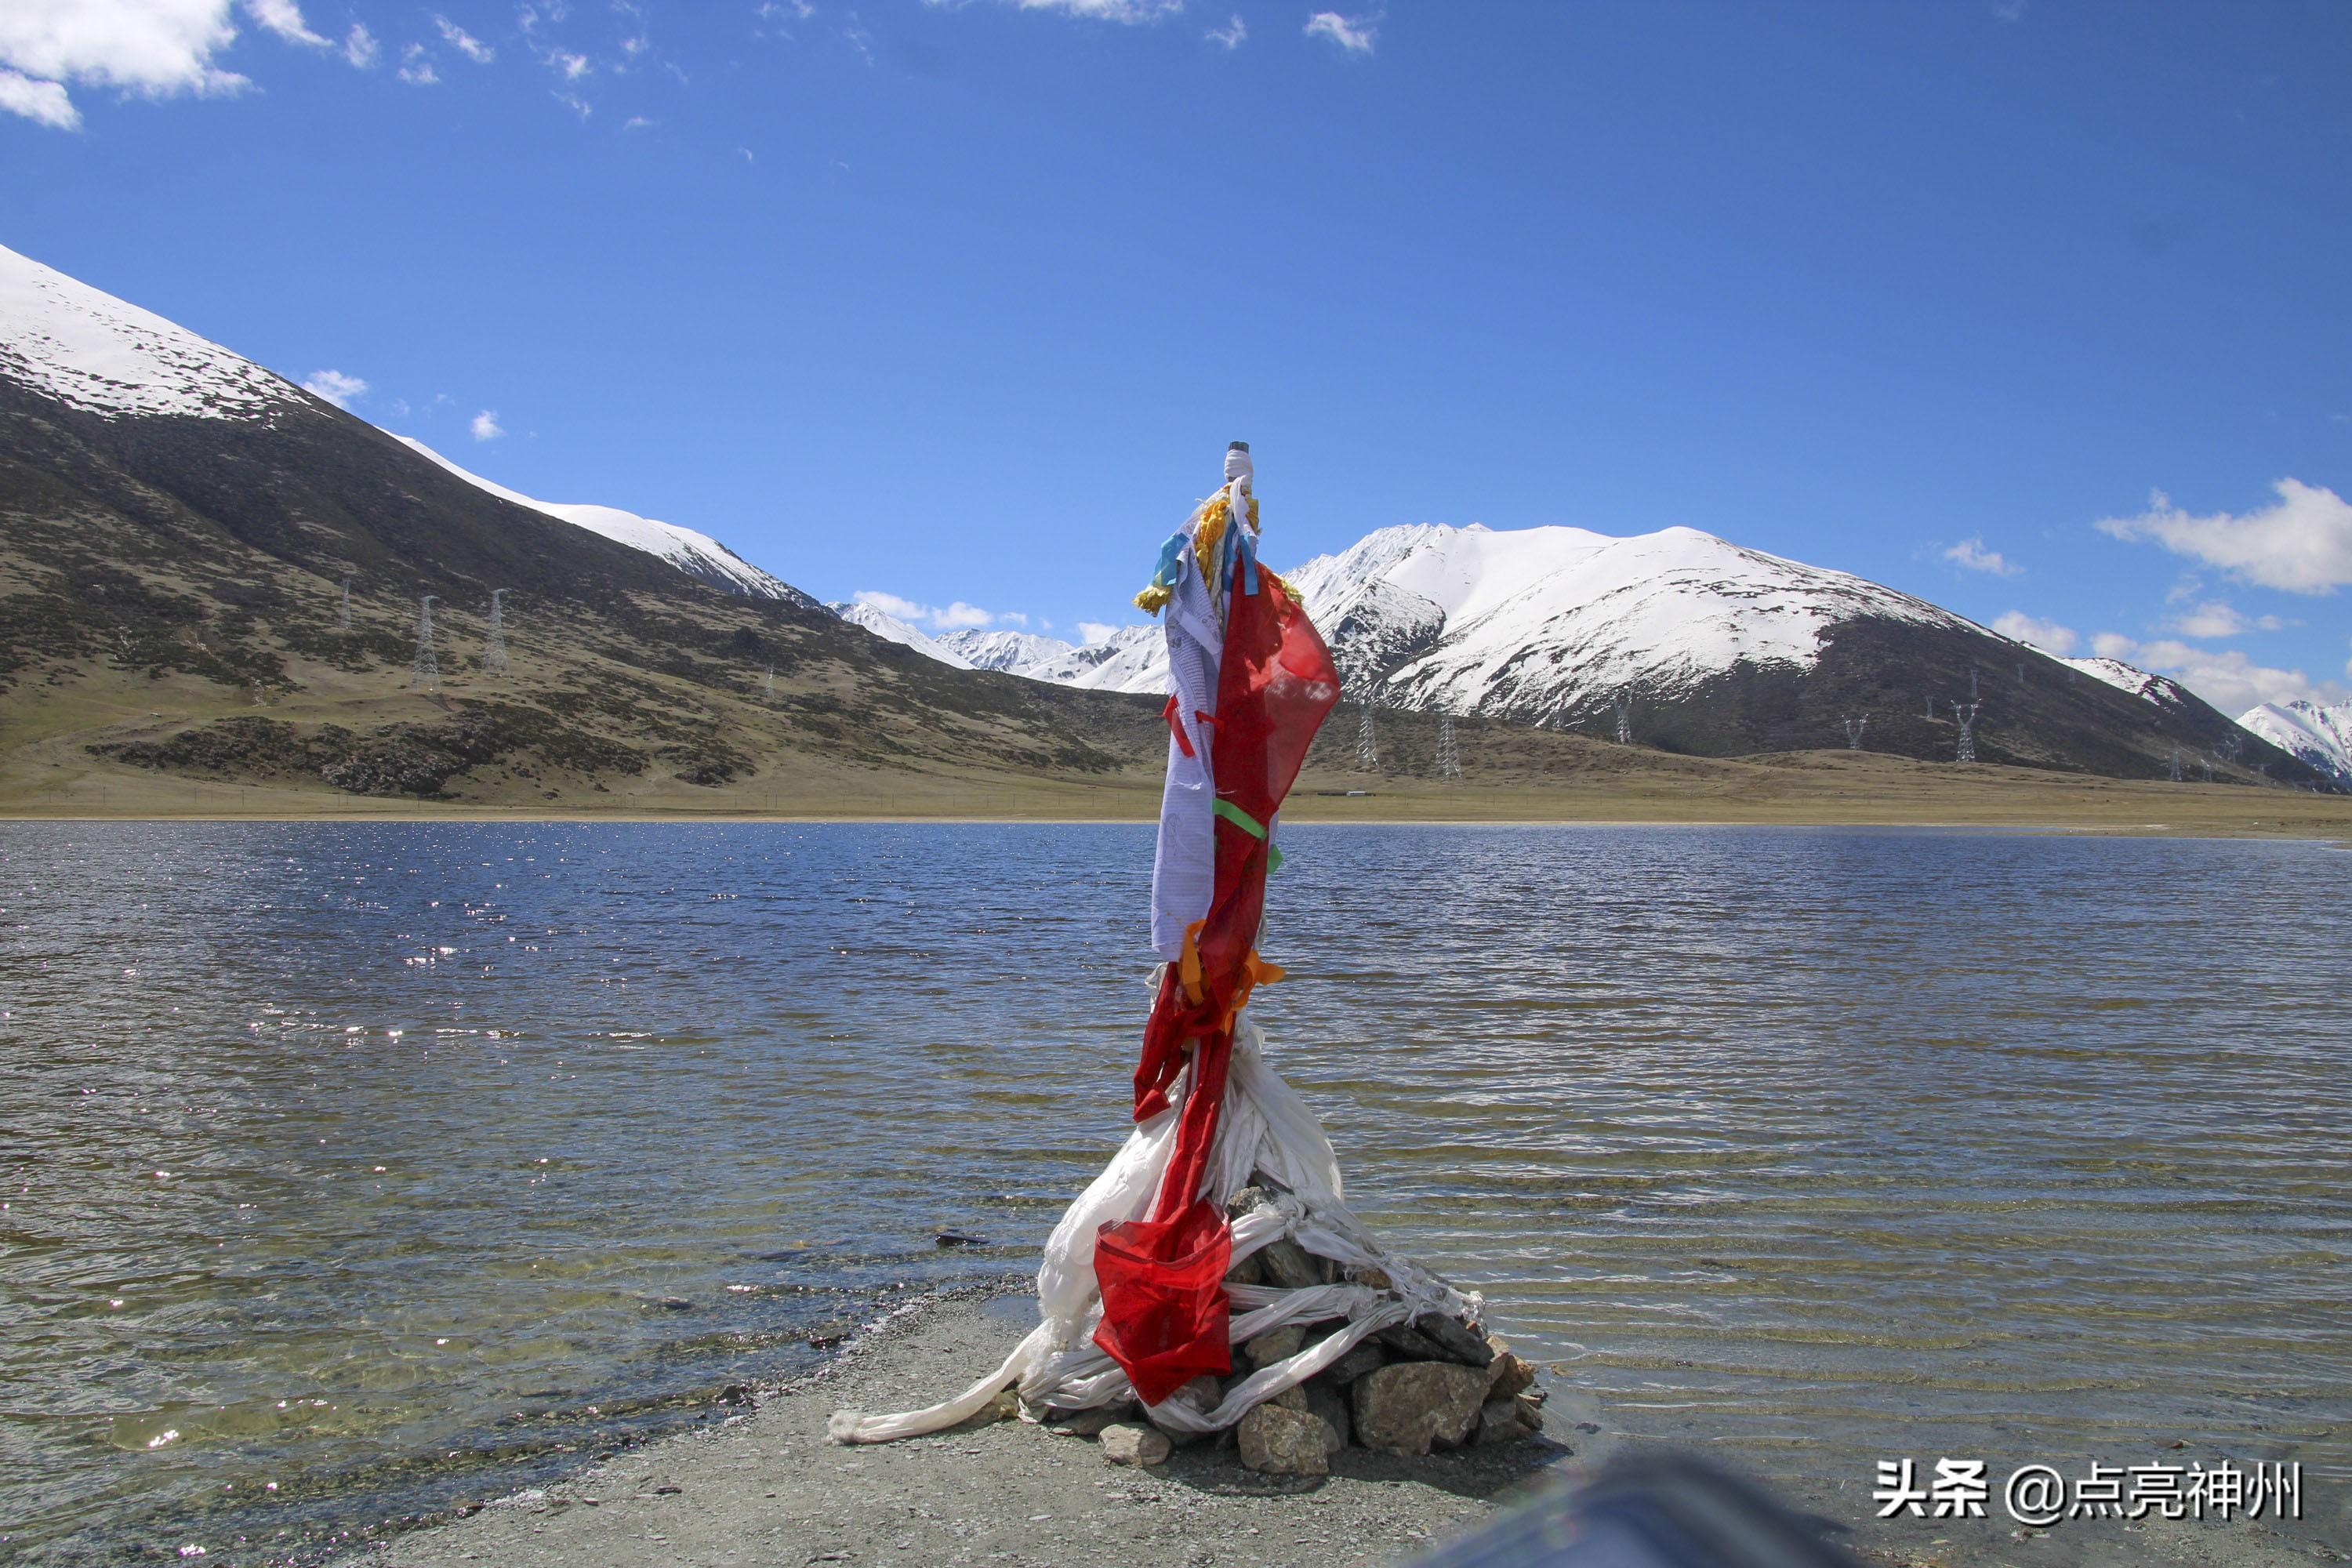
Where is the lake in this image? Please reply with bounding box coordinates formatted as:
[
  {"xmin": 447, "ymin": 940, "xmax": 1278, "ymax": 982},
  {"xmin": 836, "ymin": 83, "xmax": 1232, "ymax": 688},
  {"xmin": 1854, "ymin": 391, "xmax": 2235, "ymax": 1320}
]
[{"xmin": 2, "ymin": 821, "xmax": 2346, "ymax": 1562}]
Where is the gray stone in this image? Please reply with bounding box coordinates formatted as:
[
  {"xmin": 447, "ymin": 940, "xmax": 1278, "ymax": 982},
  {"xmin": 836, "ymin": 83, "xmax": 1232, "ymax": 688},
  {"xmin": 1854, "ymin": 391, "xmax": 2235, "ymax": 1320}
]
[
  {"xmin": 1258, "ymin": 1237, "xmax": 1325, "ymax": 1290},
  {"xmin": 1046, "ymin": 1402, "xmax": 1134, "ymax": 1437},
  {"xmin": 1225, "ymin": 1249, "xmax": 1266, "ymax": 1287},
  {"xmin": 1374, "ymin": 1321, "xmax": 1452, "ymax": 1362},
  {"xmin": 1351, "ymin": 1362, "xmax": 1491, "ymax": 1457},
  {"xmin": 1304, "ymin": 1380, "xmax": 1352, "ymax": 1451},
  {"xmin": 1316, "ymin": 1335, "xmax": 1386, "ymax": 1385},
  {"xmin": 1242, "ymin": 1324, "xmax": 1305, "ymax": 1370},
  {"xmin": 1472, "ymin": 1396, "xmax": 1536, "ymax": 1446},
  {"xmin": 1236, "ymin": 1403, "xmax": 1330, "ymax": 1476},
  {"xmin": 1411, "ymin": 1312, "xmax": 1495, "ymax": 1368},
  {"xmin": 1098, "ymin": 1422, "xmax": 1171, "ymax": 1468}
]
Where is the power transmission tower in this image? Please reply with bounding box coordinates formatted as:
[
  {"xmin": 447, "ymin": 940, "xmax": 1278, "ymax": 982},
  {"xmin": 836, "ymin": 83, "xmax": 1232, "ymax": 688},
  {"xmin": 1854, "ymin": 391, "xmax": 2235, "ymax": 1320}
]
[
  {"xmin": 1954, "ymin": 700, "xmax": 1980, "ymax": 763},
  {"xmin": 1613, "ymin": 690, "xmax": 1632, "ymax": 746},
  {"xmin": 410, "ymin": 595, "xmax": 439, "ymax": 690},
  {"xmin": 482, "ymin": 589, "xmax": 510, "ymax": 678},
  {"xmin": 1354, "ymin": 702, "xmax": 1380, "ymax": 771},
  {"xmin": 764, "ymin": 662, "xmax": 775, "ymax": 700},
  {"xmin": 1926, "ymin": 694, "xmax": 1936, "ymax": 720},
  {"xmin": 1435, "ymin": 712, "xmax": 1462, "ymax": 779},
  {"xmin": 2016, "ymin": 662, "xmax": 2025, "ymax": 685},
  {"xmin": 339, "ymin": 576, "xmax": 352, "ymax": 631},
  {"xmin": 1842, "ymin": 713, "xmax": 1868, "ymax": 750},
  {"xmin": 2169, "ymin": 743, "xmax": 2182, "ymax": 782},
  {"xmin": 2200, "ymin": 754, "xmax": 2212, "ymax": 783}
]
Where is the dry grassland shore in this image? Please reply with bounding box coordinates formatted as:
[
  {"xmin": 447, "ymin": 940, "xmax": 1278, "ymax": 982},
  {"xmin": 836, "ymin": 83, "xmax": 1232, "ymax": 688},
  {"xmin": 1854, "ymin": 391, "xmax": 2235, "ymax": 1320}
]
[
  {"xmin": 6, "ymin": 751, "xmax": 2352, "ymax": 841},
  {"xmin": 365, "ymin": 1287, "xmax": 2337, "ymax": 1568}
]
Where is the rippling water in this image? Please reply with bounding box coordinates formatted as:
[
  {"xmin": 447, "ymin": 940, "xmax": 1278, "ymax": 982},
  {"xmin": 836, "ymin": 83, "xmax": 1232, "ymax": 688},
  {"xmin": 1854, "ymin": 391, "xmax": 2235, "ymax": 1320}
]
[{"xmin": 2, "ymin": 822, "xmax": 2347, "ymax": 1561}]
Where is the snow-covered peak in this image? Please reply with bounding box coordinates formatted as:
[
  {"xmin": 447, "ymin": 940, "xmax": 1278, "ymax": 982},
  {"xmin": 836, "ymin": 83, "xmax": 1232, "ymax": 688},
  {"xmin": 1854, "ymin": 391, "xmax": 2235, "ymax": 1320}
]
[
  {"xmin": 2238, "ymin": 699, "xmax": 2352, "ymax": 786},
  {"xmin": 0, "ymin": 241, "xmax": 299, "ymax": 420},
  {"xmin": 1284, "ymin": 520, "xmax": 1976, "ymax": 721},
  {"xmin": 943, "ymin": 629, "xmax": 1082, "ymax": 674},
  {"xmin": 829, "ymin": 601, "xmax": 975, "ymax": 667},
  {"xmin": 397, "ymin": 437, "xmax": 808, "ymax": 604},
  {"xmin": 933, "ymin": 624, "xmax": 1162, "ymax": 689}
]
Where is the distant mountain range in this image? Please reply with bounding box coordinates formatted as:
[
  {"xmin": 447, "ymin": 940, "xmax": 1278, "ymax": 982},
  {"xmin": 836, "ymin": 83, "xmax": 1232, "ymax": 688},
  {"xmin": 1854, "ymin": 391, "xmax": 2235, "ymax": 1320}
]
[
  {"xmin": 0, "ymin": 241, "xmax": 1159, "ymax": 806},
  {"xmin": 821, "ymin": 521, "xmax": 2331, "ymax": 786},
  {"xmin": 3, "ymin": 237, "xmax": 2333, "ymax": 798}
]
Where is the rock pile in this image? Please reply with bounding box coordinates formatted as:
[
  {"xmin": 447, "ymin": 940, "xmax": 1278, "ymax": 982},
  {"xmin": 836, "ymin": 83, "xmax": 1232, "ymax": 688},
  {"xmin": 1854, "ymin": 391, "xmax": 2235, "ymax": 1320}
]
[{"xmin": 1046, "ymin": 1181, "xmax": 1546, "ymax": 1478}]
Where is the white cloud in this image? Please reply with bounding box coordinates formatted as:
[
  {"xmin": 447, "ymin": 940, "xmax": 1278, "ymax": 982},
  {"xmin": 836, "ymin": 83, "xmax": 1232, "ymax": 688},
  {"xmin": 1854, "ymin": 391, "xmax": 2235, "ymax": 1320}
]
[
  {"xmin": 546, "ymin": 47, "xmax": 589, "ymax": 78},
  {"xmin": 1941, "ymin": 535, "xmax": 2021, "ymax": 576},
  {"xmin": 2096, "ymin": 480, "xmax": 2352, "ymax": 593},
  {"xmin": 343, "ymin": 21, "xmax": 377, "ymax": 66},
  {"xmin": 301, "ymin": 368, "xmax": 367, "ymax": 408},
  {"xmin": 622, "ymin": 113, "xmax": 652, "ymax": 129},
  {"xmin": 1010, "ymin": 0, "xmax": 1182, "ymax": 20},
  {"xmin": 397, "ymin": 43, "xmax": 438, "ymax": 82},
  {"xmin": 242, "ymin": 0, "xmax": 326, "ymax": 48},
  {"xmin": 434, "ymin": 15, "xmax": 495, "ymax": 63},
  {"xmin": 553, "ymin": 87, "xmax": 589, "ymax": 116},
  {"xmin": 852, "ymin": 590, "xmax": 999, "ymax": 632},
  {"xmin": 470, "ymin": 408, "xmax": 504, "ymax": 441},
  {"xmin": 2091, "ymin": 632, "xmax": 2346, "ymax": 715},
  {"xmin": 0, "ymin": 67, "xmax": 78, "ymax": 127},
  {"xmin": 1206, "ymin": 13, "xmax": 1246, "ymax": 47},
  {"xmin": 1076, "ymin": 621, "xmax": 1120, "ymax": 646},
  {"xmin": 2163, "ymin": 601, "xmax": 2286, "ymax": 639},
  {"xmin": 1000, "ymin": 611, "xmax": 1029, "ymax": 627},
  {"xmin": 1992, "ymin": 611, "xmax": 2077, "ymax": 655},
  {"xmin": 1305, "ymin": 10, "xmax": 1377, "ymax": 53},
  {"xmin": 0, "ymin": 0, "xmax": 252, "ymax": 127}
]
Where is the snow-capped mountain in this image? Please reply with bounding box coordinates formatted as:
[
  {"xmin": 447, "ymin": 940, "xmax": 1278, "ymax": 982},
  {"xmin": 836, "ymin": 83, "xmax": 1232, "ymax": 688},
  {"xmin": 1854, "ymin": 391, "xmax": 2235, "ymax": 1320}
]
[
  {"xmin": 398, "ymin": 437, "xmax": 808, "ymax": 604},
  {"xmin": 0, "ymin": 241, "xmax": 299, "ymax": 420},
  {"xmin": 938, "ymin": 625, "xmax": 1163, "ymax": 690},
  {"xmin": 828, "ymin": 601, "xmax": 975, "ymax": 667},
  {"xmin": 2238, "ymin": 699, "xmax": 2352, "ymax": 786},
  {"xmin": 1281, "ymin": 522, "xmax": 1977, "ymax": 723}
]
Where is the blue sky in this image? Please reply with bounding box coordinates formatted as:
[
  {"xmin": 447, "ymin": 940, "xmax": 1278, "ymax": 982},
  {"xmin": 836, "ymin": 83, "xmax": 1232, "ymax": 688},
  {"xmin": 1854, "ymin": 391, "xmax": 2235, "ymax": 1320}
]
[{"xmin": 4, "ymin": 0, "xmax": 2348, "ymax": 712}]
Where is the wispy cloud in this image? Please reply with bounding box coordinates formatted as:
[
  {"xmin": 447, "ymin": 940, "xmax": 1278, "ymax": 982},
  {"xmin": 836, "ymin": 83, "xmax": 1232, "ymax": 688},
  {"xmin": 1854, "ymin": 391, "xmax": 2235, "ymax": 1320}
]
[
  {"xmin": 853, "ymin": 590, "xmax": 999, "ymax": 631},
  {"xmin": 470, "ymin": 409, "xmax": 504, "ymax": 441},
  {"xmin": 1205, "ymin": 13, "xmax": 1246, "ymax": 48},
  {"xmin": 2163, "ymin": 601, "xmax": 2286, "ymax": 639},
  {"xmin": 546, "ymin": 48, "xmax": 590, "ymax": 79},
  {"xmin": 1992, "ymin": 611, "xmax": 2076, "ymax": 655},
  {"xmin": 1009, "ymin": 0, "xmax": 1182, "ymax": 20},
  {"xmin": 243, "ymin": 0, "xmax": 327, "ymax": 47},
  {"xmin": 302, "ymin": 368, "xmax": 367, "ymax": 408},
  {"xmin": 1076, "ymin": 621, "xmax": 1123, "ymax": 646},
  {"xmin": 1305, "ymin": 10, "xmax": 1377, "ymax": 53},
  {"xmin": 2097, "ymin": 480, "xmax": 2352, "ymax": 593},
  {"xmin": 434, "ymin": 15, "xmax": 496, "ymax": 64},
  {"xmin": 622, "ymin": 113, "xmax": 652, "ymax": 129},
  {"xmin": 2090, "ymin": 632, "xmax": 2344, "ymax": 715},
  {"xmin": 553, "ymin": 88, "xmax": 590, "ymax": 117},
  {"xmin": 343, "ymin": 22, "xmax": 379, "ymax": 67},
  {"xmin": 0, "ymin": 68, "xmax": 78, "ymax": 129},
  {"xmin": 1941, "ymin": 535, "xmax": 2022, "ymax": 577},
  {"xmin": 397, "ymin": 43, "xmax": 440, "ymax": 83}
]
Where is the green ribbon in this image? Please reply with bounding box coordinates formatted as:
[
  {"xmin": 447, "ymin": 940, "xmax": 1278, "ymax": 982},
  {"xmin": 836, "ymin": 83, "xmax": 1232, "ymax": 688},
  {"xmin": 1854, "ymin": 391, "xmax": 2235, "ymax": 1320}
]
[{"xmin": 1214, "ymin": 798, "xmax": 1283, "ymax": 872}]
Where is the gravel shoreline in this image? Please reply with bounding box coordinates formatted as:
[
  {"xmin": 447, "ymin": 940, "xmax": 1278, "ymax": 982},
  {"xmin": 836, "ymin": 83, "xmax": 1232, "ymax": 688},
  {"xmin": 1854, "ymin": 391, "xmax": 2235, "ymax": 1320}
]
[{"xmin": 367, "ymin": 1287, "xmax": 2339, "ymax": 1568}]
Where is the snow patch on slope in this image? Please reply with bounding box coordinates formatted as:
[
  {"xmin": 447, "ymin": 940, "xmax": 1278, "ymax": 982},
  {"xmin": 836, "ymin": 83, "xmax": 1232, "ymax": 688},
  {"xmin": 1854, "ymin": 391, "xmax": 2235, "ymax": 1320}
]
[
  {"xmin": 2238, "ymin": 699, "xmax": 2352, "ymax": 786},
  {"xmin": 2058, "ymin": 655, "xmax": 2193, "ymax": 707},
  {"xmin": 397, "ymin": 437, "xmax": 808, "ymax": 604},
  {"xmin": 0, "ymin": 241, "xmax": 298, "ymax": 420}
]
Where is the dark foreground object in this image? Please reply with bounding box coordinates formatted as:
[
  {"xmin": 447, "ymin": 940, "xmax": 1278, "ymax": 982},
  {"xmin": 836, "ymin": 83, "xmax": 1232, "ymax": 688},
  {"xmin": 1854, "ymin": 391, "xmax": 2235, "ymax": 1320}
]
[{"xmin": 1408, "ymin": 1454, "xmax": 1860, "ymax": 1568}]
